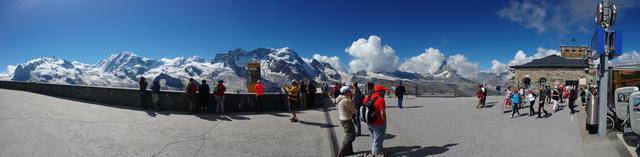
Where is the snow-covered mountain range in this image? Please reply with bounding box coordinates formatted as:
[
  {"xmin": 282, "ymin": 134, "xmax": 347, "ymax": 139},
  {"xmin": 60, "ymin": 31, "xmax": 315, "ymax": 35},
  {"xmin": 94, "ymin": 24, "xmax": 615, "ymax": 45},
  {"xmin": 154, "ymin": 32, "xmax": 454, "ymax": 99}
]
[{"xmin": 0, "ymin": 47, "xmax": 509, "ymax": 96}]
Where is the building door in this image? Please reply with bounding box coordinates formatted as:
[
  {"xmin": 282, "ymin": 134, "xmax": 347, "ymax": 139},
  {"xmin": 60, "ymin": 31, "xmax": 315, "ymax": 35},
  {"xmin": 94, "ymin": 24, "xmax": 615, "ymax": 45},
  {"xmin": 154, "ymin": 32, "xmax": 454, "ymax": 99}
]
[
  {"xmin": 523, "ymin": 78, "xmax": 532, "ymax": 89},
  {"xmin": 539, "ymin": 78, "xmax": 547, "ymax": 87}
]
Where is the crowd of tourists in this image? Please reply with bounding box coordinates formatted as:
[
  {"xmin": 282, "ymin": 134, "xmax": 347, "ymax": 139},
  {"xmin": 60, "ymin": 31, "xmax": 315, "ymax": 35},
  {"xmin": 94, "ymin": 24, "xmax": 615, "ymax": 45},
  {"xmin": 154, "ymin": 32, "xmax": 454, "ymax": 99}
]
[{"xmin": 498, "ymin": 83, "xmax": 594, "ymax": 119}]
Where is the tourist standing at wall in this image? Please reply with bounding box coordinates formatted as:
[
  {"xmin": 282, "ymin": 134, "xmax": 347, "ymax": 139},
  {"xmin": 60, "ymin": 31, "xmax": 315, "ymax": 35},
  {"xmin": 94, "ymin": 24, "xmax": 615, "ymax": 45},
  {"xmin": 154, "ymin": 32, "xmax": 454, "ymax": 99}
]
[
  {"xmin": 395, "ymin": 82, "xmax": 406, "ymax": 109},
  {"xmin": 364, "ymin": 85, "xmax": 388, "ymax": 156},
  {"xmin": 307, "ymin": 80, "xmax": 316, "ymax": 108},
  {"xmin": 186, "ymin": 78, "xmax": 197, "ymax": 113},
  {"xmin": 214, "ymin": 80, "xmax": 226, "ymax": 113},
  {"xmin": 552, "ymin": 87, "xmax": 560, "ymax": 113},
  {"xmin": 299, "ymin": 81, "xmax": 307, "ymax": 110},
  {"xmin": 336, "ymin": 86, "xmax": 356, "ymax": 157},
  {"xmin": 352, "ymin": 81, "xmax": 364, "ymax": 136},
  {"xmin": 511, "ymin": 91, "xmax": 520, "ymax": 118},
  {"xmin": 151, "ymin": 80, "xmax": 160, "ymax": 112},
  {"xmin": 538, "ymin": 85, "xmax": 549, "ymax": 118},
  {"xmin": 527, "ymin": 89, "xmax": 537, "ymax": 116},
  {"xmin": 254, "ymin": 80, "xmax": 264, "ymax": 112},
  {"xmin": 496, "ymin": 85, "xmax": 501, "ymax": 96},
  {"xmin": 476, "ymin": 85, "xmax": 485, "ymax": 109},
  {"xmin": 198, "ymin": 79, "xmax": 210, "ymax": 114},
  {"xmin": 139, "ymin": 77, "xmax": 148, "ymax": 108},
  {"xmin": 284, "ymin": 80, "xmax": 300, "ymax": 122}
]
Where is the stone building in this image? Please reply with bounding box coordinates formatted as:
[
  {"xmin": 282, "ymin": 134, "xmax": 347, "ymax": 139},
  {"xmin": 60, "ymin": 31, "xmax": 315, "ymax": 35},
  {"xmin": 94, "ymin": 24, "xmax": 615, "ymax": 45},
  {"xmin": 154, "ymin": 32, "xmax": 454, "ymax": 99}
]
[{"xmin": 509, "ymin": 45, "xmax": 595, "ymax": 92}]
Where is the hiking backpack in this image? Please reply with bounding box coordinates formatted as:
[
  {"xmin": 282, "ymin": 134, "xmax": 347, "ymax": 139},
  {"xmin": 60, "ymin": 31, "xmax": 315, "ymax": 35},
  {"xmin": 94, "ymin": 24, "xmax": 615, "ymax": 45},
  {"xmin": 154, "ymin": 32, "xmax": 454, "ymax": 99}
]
[
  {"xmin": 360, "ymin": 96, "xmax": 380, "ymax": 123},
  {"xmin": 214, "ymin": 84, "xmax": 220, "ymax": 94}
]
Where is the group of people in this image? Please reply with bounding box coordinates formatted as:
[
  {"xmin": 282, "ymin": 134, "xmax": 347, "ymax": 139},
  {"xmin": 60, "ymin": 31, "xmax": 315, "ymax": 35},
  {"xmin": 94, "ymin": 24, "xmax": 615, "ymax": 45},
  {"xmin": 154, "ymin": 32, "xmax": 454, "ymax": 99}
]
[
  {"xmin": 502, "ymin": 84, "xmax": 593, "ymax": 118},
  {"xmin": 335, "ymin": 81, "xmax": 390, "ymax": 157},
  {"xmin": 138, "ymin": 77, "xmax": 227, "ymax": 114},
  {"xmin": 282, "ymin": 80, "xmax": 318, "ymax": 122}
]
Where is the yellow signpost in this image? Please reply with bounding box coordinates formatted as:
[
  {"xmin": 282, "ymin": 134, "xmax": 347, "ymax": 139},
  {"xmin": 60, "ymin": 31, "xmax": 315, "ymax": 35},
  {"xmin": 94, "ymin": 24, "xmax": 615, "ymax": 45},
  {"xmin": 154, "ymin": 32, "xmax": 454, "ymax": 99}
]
[{"xmin": 247, "ymin": 63, "xmax": 261, "ymax": 93}]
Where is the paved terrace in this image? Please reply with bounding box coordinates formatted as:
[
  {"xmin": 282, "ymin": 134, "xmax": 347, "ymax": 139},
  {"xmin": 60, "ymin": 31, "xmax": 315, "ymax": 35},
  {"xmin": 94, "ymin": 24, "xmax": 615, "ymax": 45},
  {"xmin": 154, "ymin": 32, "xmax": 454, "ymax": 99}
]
[{"xmin": 0, "ymin": 88, "xmax": 632, "ymax": 157}]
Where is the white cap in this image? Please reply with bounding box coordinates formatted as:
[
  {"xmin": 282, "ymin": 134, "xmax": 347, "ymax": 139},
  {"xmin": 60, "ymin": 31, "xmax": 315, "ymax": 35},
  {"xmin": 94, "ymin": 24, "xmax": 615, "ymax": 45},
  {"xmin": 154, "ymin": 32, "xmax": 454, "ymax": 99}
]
[{"xmin": 340, "ymin": 86, "xmax": 352, "ymax": 94}]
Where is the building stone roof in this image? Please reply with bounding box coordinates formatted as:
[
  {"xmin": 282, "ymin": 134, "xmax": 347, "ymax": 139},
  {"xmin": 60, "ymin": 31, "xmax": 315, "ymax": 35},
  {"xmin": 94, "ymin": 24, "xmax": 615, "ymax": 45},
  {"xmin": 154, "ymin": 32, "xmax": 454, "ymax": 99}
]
[{"xmin": 510, "ymin": 55, "xmax": 589, "ymax": 69}]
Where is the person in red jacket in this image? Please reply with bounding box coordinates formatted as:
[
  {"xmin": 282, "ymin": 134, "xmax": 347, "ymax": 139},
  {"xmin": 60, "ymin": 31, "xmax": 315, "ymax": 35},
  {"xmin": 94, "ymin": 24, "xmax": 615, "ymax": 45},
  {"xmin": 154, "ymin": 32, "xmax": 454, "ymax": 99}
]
[
  {"xmin": 214, "ymin": 80, "xmax": 226, "ymax": 113},
  {"xmin": 254, "ymin": 80, "xmax": 265, "ymax": 112},
  {"xmin": 363, "ymin": 85, "xmax": 388, "ymax": 156},
  {"xmin": 186, "ymin": 78, "xmax": 197, "ymax": 113}
]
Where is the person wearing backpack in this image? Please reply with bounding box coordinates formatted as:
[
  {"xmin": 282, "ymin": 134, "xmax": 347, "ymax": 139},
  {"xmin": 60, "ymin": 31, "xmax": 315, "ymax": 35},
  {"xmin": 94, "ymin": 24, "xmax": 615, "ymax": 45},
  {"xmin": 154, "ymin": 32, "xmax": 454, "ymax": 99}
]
[
  {"xmin": 336, "ymin": 86, "xmax": 356, "ymax": 157},
  {"xmin": 186, "ymin": 78, "xmax": 197, "ymax": 113},
  {"xmin": 214, "ymin": 80, "xmax": 226, "ymax": 114},
  {"xmin": 362, "ymin": 85, "xmax": 388, "ymax": 156}
]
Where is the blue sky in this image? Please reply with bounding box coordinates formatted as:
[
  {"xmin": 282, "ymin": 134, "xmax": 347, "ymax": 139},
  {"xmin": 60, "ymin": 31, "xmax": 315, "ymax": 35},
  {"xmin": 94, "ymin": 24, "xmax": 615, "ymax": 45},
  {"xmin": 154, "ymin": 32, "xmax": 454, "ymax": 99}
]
[{"xmin": 1, "ymin": 0, "xmax": 639, "ymax": 74}]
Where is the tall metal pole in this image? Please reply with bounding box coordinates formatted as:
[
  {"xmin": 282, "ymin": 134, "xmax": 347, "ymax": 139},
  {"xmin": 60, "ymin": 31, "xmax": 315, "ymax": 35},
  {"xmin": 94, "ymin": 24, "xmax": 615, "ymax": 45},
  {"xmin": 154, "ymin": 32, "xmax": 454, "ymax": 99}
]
[{"xmin": 597, "ymin": 0, "xmax": 612, "ymax": 137}]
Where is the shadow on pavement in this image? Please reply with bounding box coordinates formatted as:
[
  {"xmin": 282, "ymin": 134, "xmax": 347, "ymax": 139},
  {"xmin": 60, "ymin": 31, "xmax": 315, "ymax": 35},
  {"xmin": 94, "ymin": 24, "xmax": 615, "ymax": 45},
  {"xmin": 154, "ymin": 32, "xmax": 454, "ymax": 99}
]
[
  {"xmin": 386, "ymin": 143, "xmax": 458, "ymax": 156},
  {"xmin": 385, "ymin": 133, "xmax": 396, "ymax": 140},
  {"xmin": 298, "ymin": 120, "xmax": 338, "ymax": 128},
  {"xmin": 388, "ymin": 106, "xmax": 423, "ymax": 109}
]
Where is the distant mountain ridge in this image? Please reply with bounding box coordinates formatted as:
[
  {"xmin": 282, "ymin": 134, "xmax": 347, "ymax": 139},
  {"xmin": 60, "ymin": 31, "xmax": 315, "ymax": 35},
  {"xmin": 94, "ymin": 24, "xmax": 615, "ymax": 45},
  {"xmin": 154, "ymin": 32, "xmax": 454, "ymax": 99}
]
[{"xmin": 0, "ymin": 47, "xmax": 509, "ymax": 96}]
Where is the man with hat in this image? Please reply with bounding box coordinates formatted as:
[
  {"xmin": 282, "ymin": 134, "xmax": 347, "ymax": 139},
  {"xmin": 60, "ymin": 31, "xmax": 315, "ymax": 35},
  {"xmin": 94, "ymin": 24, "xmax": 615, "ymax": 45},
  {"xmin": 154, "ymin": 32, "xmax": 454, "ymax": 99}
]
[
  {"xmin": 363, "ymin": 85, "xmax": 388, "ymax": 156},
  {"xmin": 284, "ymin": 80, "xmax": 300, "ymax": 122},
  {"xmin": 336, "ymin": 85, "xmax": 356, "ymax": 156}
]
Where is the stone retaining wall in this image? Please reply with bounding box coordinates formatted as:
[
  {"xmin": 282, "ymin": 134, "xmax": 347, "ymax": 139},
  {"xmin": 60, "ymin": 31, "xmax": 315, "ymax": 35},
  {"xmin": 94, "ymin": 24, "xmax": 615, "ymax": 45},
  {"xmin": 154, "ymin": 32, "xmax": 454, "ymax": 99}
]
[{"xmin": 0, "ymin": 81, "xmax": 331, "ymax": 112}]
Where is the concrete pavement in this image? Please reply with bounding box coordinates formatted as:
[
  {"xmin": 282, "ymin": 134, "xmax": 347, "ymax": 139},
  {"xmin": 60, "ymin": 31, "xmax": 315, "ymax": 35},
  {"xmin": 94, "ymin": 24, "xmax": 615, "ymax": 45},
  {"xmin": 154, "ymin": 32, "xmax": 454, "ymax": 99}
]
[{"xmin": 0, "ymin": 88, "xmax": 631, "ymax": 156}]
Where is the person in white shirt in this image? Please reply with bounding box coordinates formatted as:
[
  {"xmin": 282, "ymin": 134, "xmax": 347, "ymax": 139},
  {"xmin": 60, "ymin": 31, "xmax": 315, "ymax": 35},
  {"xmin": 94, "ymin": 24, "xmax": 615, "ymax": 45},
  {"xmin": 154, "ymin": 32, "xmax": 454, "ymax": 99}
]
[
  {"xmin": 504, "ymin": 87, "xmax": 512, "ymax": 109},
  {"xmin": 527, "ymin": 89, "xmax": 537, "ymax": 116},
  {"xmin": 336, "ymin": 86, "xmax": 356, "ymax": 156}
]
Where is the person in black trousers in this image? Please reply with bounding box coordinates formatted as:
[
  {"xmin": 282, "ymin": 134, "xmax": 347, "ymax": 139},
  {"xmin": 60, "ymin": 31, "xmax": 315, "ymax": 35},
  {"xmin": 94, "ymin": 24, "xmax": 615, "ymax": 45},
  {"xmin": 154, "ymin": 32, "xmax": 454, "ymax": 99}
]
[
  {"xmin": 307, "ymin": 80, "xmax": 316, "ymax": 108},
  {"xmin": 139, "ymin": 77, "xmax": 148, "ymax": 108},
  {"xmin": 482, "ymin": 83, "xmax": 488, "ymax": 107},
  {"xmin": 568, "ymin": 86, "xmax": 577, "ymax": 114},
  {"xmin": 538, "ymin": 85, "xmax": 549, "ymax": 118},
  {"xmin": 527, "ymin": 90, "xmax": 536, "ymax": 116},
  {"xmin": 198, "ymin": 79, "xmax": 210, "ymax": 114}
]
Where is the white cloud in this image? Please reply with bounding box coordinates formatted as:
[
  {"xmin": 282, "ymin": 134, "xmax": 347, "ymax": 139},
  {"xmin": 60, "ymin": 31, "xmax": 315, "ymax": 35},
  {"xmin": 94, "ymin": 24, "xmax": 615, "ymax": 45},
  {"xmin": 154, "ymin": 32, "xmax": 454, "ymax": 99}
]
[
  {"xmin": 497, "ymin": 0, "xmax": 547, "ymax": 33},
  {"xmin": 614, "ymin": 50, "xmax": 640, "ymax": 63},
  {"xmin": 491, "ymin": 60, "xmax": 507, "ymax": 74},
  {"xmin": 508, "ymin": 47, "xmax": 560, "ymax": 66},
  {"xmin": 345, "ymin": 35, "xmax": 400, "ymax": 73},
  {"xmin": 497, "ymin": 0, "xmax": 635, "ymax": 34},
  {"xmin": 399, "ymin": 47, "xmax": 446, "ymax": 74},
  {"xmin": 446, "ymin": 54, "xmax": 479, "ymax": 80},
  {"xmin": 6, "ymin": 65, "xmax": 16, "ymax": 74},
  {"xmin": 311, "ymin": 54, "xmax": 345, "ymax": 71}
]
